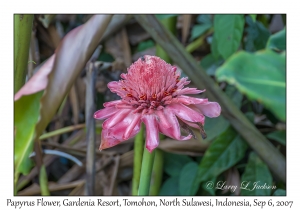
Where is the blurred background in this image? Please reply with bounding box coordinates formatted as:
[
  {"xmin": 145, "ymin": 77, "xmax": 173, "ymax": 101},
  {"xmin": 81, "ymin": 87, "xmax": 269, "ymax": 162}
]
[{"xmin": 14, "ymin": 14, "xmax": 286, "ymax": 196}]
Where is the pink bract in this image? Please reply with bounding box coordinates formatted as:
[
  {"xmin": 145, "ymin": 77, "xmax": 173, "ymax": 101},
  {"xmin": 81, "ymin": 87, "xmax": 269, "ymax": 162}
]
[{"xmin": 94, "ymin": 55, "xmax": 221, "ymax": 152}]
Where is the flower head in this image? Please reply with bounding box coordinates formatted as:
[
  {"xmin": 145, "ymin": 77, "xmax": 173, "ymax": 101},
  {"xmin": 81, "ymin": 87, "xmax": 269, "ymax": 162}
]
[{"xmin": 94, "ymin": 55, "xmax": 221, "ymax": 152}]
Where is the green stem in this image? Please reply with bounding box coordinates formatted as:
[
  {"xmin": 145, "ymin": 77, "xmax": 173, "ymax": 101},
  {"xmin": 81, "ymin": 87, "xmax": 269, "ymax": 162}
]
[
  {"xmin": 39, "ymin": 124, "xmax": 86, "ymax": 140},
  {"xmin": 14, "ymin": 14, "xmax": 34, "ymax": 94},
  {"xmin": 149, "ymin": 149, "xmax": 163, "ymax": 195},
  {"xmin": 132, "ymin": 126, "xmax": 144, "ymax": 195},
  {"xmin": 185, "ymin": 28, "xmax": 214, "ymax": 53},
  {"xmin": 138, "ymin": 148, "xmax": 155, "ymax": 196},
  {"xmin": 39, "ymin": 165, "xmax": 50, "ymax": 195}
]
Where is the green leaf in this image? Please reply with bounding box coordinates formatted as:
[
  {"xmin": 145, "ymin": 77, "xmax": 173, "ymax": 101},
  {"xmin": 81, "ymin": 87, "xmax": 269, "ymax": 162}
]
[
  {"xmin": 266, "ymin": 130, "xmax": 286, "ymax": 145},
  {"xmin": 179, "ymin": 162, "xmax": 199, "ymax": 195},
  {"xmin": 155, "ymin": 14, "xmax": 178, "ymax": 20},
  {"xmin": 14, "ymin": 92, "xmax": 43, "ymax": 178},
  {"xmin": 214, "ymin": 15, "xmax": 245, "ymax": 59},
  {"xmin": 216, "ymin": 50, "xmax": 286, "ymax": 121},
  {"xmin": 245, "ymin": 16, "xmax": 270, "ymax": 51},
  {"xmin": 241, "ymin": 152, "xmax": 273, "ymax": 195},
  {"xmin": 200, "ymin": 176, "xmax": 217, "ymax": 195},
  {"xmin": 266, "ymin": 28, "xmax": 286, "ymax": 51},
  {"xmin": 225, "ymin": 84, "xmax": 243, "ymax": 108},
  {"xmin": 164, "ymin": 152, "xmax": 193, "ymax": 177},
  {"xmin": 190, "ymin": 23, "xmax": 212, "ymax": 41},
  {"xmin": 200, "ymin": 54, "xmax": 223, "ymax": 76},
  {"xmin": 196, "ymin": 127, "xmax": 248, "ymax": 185},
  {"xmin": 273, "ymin": 189, "xmax": 286, "ymax": 196},
  {"xmin": 250, "ymin": 14, "xmax": 257, "ymax": 22},
  {"xmin": 196, "ymin": 14, "xmax": 212, "ymax": 24},
  {"xmin": 159, "ymin": 176, "xmax": 179, "ymax": 195},
  {"xmin": 211, "ymin": 34, "xmax": 220, "ymax": 59},
  {"xmin": 136, "ymin": 40, "xmax": 155, "ymax": 52},
  {"xmin": 204, "ymin": 115, "xmax": 230, "ymax": 141}
]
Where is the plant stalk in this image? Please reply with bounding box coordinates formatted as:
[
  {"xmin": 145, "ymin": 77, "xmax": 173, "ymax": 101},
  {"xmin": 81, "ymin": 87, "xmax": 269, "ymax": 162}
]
[
  {"xmin": 138, "ymin": 148, "xmax": 155, "ymax": 196},
  {"xmin": 132, "ymin": 126, "xmax": 144, "ymax": 195}
]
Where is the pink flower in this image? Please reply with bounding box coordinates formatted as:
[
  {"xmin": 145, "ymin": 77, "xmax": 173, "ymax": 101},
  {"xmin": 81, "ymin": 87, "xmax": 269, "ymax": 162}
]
[{"xmin": 94, "ymin": 55, "xmax": 221, "ymax": 152}]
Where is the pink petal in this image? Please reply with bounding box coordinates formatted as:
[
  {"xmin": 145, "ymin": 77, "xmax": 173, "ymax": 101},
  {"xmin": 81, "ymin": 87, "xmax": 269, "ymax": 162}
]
[
  {"xmin": 123, "ymin": 113, "xmax": 142, "ymax": 139},
  {"xmin": 158, "ymin": 108, "xmax": 192, "ymax": 141},
  {"xmin": 195, "ymin": 102, "xmax": 221, "ymax": 118},
  {"xmin": 179, "ymin": 118, "xmax": 201, "ymax": 129},
  {"xmin": 171, "ymin": 95, "xmax": 208, "ymax": 105},
  {"xmin": 14, "ymin": 55, "xmax": 55, "ymax": 101},
  {"xmin": 100, "ymin": 114, "xmax": 141, "ymax": 150},
  {"xmin": 155, "ymin": 109, "xmax": 172, "ymax": 129},
  {"xmin": 103, "ymin": 100, "xmax": 122, "ymax": 107},
  {"xmin": 175, "ymin": 88, "xmax": 205, "ymax": 95},
  {"xmin": 142, "ymin": 115, "xmax": 160, "ymax": 153},
  {"xmin": 103, "ymin": 109, "xmax": 131, "ymax": 129},
  {"xmin": 168, "ymin": 103, "xmax": 205, "ymax": 123},
  {"xmin": 94, "ymin": 106, "xmax": 118, "ymax": 120}
]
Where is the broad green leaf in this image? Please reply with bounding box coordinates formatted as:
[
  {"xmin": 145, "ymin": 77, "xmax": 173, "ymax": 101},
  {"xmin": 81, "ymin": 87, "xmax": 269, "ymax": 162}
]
[
  {"xmin": 190, "ymin": 23, "xmax": 212, "ymax": 41},
  {"xmin": 14, "ymin": 92, "xmax": 43, "ymax": 178},
  {"xmin": 200, "ymin": 176, "xmax": 217, "ymax": 195},
  {"xmin": 245, "ymin": 16, "xmax": 270, "ymax": 51},
  {"xmin": 273, "ymin": 189, "xmax": 286, "ymax": 196},
  {"xmin": 159, "ymin": 176, "xmax": 179, "ymax": 195},
  {"xmin": 200, "ymin": 53, "xmax": 223, "ymax": 76},
  {"xmin": 204, "ymin": 115, "xmax": 230, "ymax": 141},
  {"xmin": 196, "ymin": 127, "xmax": 248, "ymax": 185},
  {"xmin": 211, "ymin": 34, "xmax": 220, "ymax": 59},
  {"xmin": 164, "ymin": 152, "xmax": 193, "ymax": 177},
  {"xmin": 216, "ymin": 50, "xmax": 286, "ymax": 121},
  {"xmin": 266, "ymin": 28, "xmax": 286, "ymax": 51},
  {"xmin": 179, "ymin": 162, "xmax": 199, "ymax": 195},
  {"xmin": 241, "ymin": 152, "xmax": 273, "ymax": 195},
  {"xmin": 266, "ymin": 130, "xmax": 286, "ymax": 145},
  {"xmin": 214, "ymin": 15, "xmax": 245, "ymax": 59}
]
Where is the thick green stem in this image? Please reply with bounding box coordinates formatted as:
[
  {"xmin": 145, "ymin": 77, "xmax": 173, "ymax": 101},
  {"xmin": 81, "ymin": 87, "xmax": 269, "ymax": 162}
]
[
  {"xmin": 138, "ymin": 148, "xmax": 155, "ymax": 196},
  {"xmin": 14, "ymin": 14, "xmax": 34, "ymax": 94},
  {"xmin": 132, "ymin": 126, "xmax": 144, "ymax": 195},
  {"xmin": 149, "ymin": 149, "xmax": 163, "ymax": 195}
]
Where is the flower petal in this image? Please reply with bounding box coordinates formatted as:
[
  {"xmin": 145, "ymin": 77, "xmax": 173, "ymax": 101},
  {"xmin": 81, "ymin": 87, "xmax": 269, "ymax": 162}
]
[
  {"xmin": 155, "ymin": 109, "xmax": 172, "ymax": 129},
  {"xmin": 123, "ymin": 113, "xmax": 142, "ymax": 139},
  {"xmin": 142, "ymin": 115, "xmax": 160, "ymax": 153},
  {"xmin": 171, "ymin": 95, "xmax": 208, "ymax": 105},
  {"xmin": 175, "ymin": 88, "xmax": 205, "ymax": 95},
  {"xmin": 158, "ymin": 108, "xmax": 192, "ymax": 141},
  {"xmin": 195, "ymin": 102, "xmax": 221, "ymax": 118},
  {"xmin": 100, "ymin": 113, "xmax": 141, "ymax": 150},
  {"xmin": 94, "ymin": 106, "xmax": 118, "ymax": 120},
  {"xmin": 103, "ymin": 109, "xmax": 131, "ymax": 129},
  {"xmin": 168, "ymin": 103, "xmax": 205, "ymax": 123},
  {"xmin": 103, "ymin": 100, "xmax": 122, "ymax": 107}
]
